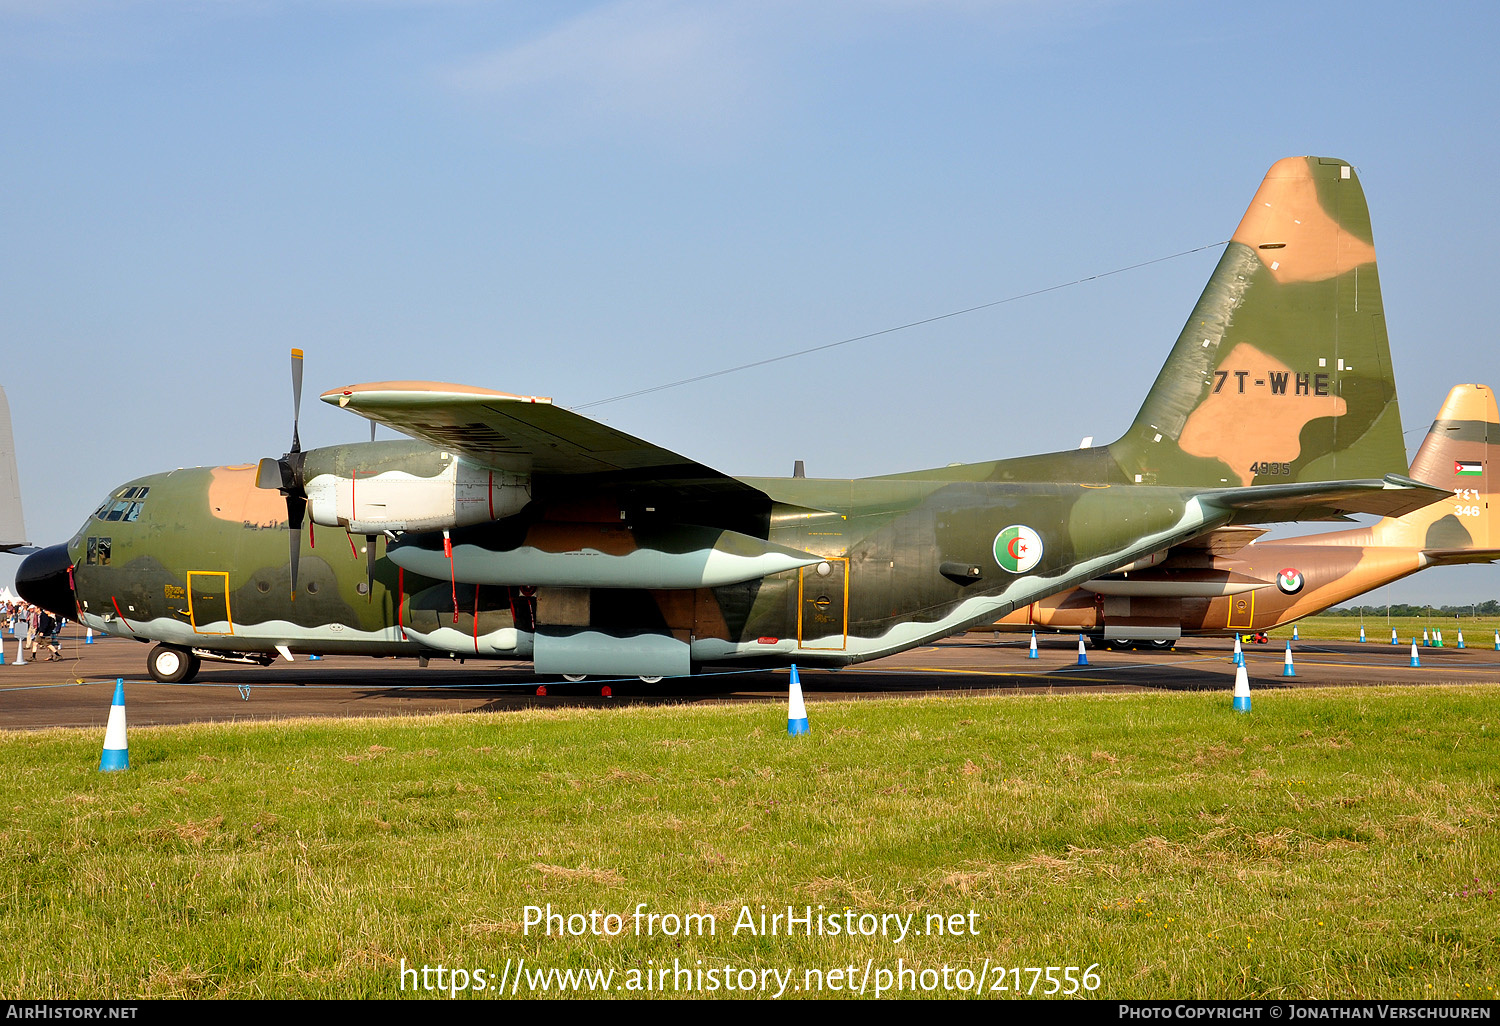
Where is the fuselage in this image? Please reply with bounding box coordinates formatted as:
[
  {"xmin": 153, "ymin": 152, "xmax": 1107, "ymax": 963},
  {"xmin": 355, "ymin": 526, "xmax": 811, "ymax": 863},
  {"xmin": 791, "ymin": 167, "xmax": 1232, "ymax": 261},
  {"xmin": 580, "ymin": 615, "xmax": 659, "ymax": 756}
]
[
  {"xmin": 51, "ymin": 457, "xmax": 1219, "ymax": 672},
  {"xmin": 996, "ymin": 530, "xmax": 1433, "ymax": 638}
]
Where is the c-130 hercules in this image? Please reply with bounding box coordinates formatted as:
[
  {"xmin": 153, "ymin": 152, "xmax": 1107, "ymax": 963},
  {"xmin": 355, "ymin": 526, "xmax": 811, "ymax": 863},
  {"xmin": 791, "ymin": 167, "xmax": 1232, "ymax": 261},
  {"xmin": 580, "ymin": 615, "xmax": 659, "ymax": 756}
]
[{"xmin": 18, "ymin": 157, "xmax": 1445, "ymax": 684}]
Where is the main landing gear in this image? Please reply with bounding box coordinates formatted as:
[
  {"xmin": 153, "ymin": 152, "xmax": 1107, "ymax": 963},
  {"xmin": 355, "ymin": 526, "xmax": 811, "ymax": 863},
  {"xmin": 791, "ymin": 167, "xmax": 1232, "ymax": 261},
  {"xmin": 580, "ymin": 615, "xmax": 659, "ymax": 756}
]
[{"xmin": 147, "ymin": 644, "xmax": 201, "ymax": 683}]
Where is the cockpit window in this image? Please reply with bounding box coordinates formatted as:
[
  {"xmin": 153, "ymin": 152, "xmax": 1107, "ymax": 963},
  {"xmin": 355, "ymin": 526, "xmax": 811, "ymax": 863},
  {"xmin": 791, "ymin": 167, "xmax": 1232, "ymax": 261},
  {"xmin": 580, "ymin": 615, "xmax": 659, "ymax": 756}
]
[{"xmin": 94, "ymin": 487, "xmax": 150, "ymax": 522}]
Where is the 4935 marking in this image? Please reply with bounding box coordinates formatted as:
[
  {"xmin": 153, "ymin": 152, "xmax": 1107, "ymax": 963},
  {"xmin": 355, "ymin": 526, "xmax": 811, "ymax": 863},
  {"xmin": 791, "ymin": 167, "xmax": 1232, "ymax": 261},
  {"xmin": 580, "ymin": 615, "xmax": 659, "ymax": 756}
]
[{"xmin": 1250, "ymin": 461, "xmax": 1292, "ymax": 477}]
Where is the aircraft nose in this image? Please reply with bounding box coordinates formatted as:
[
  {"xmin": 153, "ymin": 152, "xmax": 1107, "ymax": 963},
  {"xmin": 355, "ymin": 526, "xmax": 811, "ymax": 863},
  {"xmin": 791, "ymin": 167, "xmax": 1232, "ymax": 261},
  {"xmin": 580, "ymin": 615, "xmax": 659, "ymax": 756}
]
[{"xmin": 16, "ymin": 543, "xmax": 75, "ymax": 617}]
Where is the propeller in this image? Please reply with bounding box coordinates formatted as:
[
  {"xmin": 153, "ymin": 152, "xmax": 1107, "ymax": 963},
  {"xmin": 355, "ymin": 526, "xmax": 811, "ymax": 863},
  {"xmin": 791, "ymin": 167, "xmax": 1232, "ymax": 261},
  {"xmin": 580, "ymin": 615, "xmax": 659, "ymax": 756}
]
[{"xmin": 256, "ymin": 348, "xmax": 309, "ymax": 598}]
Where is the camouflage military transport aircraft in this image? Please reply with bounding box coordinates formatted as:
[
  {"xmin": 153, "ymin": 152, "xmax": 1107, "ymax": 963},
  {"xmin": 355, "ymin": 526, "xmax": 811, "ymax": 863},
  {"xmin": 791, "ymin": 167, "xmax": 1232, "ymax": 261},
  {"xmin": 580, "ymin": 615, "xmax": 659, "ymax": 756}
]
[
  {"xmin": 982, "ymin": 383, "xmax": 1499, "ymax": 648},
  {"xmin": 17, "ymin": 156, "xmax": 1447, "ymax": 684}
]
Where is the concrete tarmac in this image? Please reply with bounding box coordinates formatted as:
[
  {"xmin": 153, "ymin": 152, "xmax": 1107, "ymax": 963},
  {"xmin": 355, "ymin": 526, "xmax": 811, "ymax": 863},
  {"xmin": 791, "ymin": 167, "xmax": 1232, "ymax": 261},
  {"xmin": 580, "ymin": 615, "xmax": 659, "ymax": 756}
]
[{"xmin": 1, "ymin": 627, "xmax": 1496, "ymax": 730}]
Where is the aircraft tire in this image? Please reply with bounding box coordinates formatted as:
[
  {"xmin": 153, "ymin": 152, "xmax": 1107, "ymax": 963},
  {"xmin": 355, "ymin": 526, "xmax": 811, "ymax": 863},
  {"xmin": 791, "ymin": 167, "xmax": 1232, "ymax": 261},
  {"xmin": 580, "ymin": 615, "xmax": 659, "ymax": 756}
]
[
  {"xmin": 638, "ymin": 675, "xmax": 663, "ymax": 684},
  {"xmin": 562, "ymin": 673, "xmax": 588, "ymax": 682},
  {"xmin": 1148, "ymin": 639, "xmax": 1175, "ymax": 651},
  {"xmin": 147, "ymin": 644, "xmax": 200, "ymax": 684}
]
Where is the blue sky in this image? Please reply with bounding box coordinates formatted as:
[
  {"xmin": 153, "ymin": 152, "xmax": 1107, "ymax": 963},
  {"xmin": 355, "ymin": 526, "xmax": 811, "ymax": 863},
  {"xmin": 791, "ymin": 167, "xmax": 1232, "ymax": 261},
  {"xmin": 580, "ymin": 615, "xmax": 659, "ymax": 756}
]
[{"xmin": 1, "ymin": 0, "xmax": 1496, "ymax": 606}]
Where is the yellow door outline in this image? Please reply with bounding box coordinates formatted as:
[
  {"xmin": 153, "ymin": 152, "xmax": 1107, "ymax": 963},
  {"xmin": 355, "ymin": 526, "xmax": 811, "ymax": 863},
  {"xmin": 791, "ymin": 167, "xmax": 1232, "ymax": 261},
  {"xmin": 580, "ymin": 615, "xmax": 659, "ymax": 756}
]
[
  {"xmin": 187, "ymin": 571, "xmax": 234, "ymax": 635},
  {"xmin": 797, "ymin": 557, "xmax": 849, "ymax": 651},
  {"xmin": 1226, "ymin": 588, "xmax": 1255, "ymax": 630}
]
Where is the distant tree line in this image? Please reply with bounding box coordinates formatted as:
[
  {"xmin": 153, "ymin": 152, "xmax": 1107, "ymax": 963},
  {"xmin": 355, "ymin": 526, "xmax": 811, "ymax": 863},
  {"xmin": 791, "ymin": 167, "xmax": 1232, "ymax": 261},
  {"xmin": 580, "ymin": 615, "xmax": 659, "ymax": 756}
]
[{"xmin": 1325, "ymin": 600, "xmax": 1500, "ymax": 617}]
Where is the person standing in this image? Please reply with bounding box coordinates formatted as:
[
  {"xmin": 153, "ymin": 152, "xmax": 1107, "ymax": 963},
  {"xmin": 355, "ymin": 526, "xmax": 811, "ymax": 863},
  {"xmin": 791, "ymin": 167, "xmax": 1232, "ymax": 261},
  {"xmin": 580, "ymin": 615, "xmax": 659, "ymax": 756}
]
[{"xmin": 23, "ymin": 604, "xmax": 38, "ymax": 661}]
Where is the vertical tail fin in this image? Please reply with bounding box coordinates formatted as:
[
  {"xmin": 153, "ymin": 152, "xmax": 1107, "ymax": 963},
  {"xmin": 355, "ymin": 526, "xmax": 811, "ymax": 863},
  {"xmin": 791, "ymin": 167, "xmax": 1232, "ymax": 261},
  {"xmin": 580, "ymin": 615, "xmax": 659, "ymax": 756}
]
[
  {"xmin": 1375, "ymin": 384, "xmax": 1498, "ymax": 558},
  {"xmin": 1107, "ymin": 157, "xmax": 1406, "ymax": 489},
  {"xmin": 0, "ymin": 386, "xmax": 28, "ymax": 551}
]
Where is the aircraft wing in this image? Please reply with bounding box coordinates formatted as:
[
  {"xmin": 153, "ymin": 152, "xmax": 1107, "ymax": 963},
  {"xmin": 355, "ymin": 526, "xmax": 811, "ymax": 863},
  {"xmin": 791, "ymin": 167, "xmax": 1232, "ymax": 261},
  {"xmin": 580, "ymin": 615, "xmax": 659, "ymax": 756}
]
[
  {"xmin": 322, "ymin": 381, "xmax": 769, "ymax": 504},
  {"xmin": 1169, "ymin": 526, "xmax": 1268, "ymax": 556},
  {"xmin": 1202, "ymin": 475, "xmax": 1450, "ymax": 524}
]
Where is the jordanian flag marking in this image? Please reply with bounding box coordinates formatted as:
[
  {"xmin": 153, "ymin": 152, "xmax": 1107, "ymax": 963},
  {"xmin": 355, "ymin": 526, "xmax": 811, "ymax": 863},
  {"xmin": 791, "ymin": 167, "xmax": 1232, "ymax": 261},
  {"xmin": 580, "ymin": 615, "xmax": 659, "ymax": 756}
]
[
  {"xmin": 994, "ymin": 525, "xmax": 1043, "ymax": 574},
  {"xmin": 1277, "ymin": 567, "xmax": 1304, "ymax": 594},
  {"xmin": 1455, "ymin": 461, "xmax": 1483, "ymax": 476}
]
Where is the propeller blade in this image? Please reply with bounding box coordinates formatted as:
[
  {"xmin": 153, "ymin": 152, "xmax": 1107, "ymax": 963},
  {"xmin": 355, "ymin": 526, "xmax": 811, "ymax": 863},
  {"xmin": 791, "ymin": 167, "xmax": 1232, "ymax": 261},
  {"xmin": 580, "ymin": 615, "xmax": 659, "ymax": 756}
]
[
  {"xmin": 290, "ymin": 348, "xmax": 305, "ymax": 454},
  {"xmin": 365, "ymin": 534, "xmax": 377, "ymax": 602},
  {"xmin": 288, "ymin": 493, "xmax": 306, "ymax": 599}
]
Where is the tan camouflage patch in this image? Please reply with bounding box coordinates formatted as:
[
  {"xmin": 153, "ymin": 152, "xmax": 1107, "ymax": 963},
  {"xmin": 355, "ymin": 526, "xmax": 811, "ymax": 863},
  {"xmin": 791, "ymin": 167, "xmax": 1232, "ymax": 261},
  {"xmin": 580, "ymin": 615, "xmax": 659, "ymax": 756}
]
[
  {"xmin": 1230, "ymin": 157, "xmax": 1376, "ymax": 284},
  {"xmin": 208, "ymin": 465, "xmax": 290, "ymax": 525},
  {"xmin": 1178, "ymin": 343, "xmax": 1346, "ymax": 485}
]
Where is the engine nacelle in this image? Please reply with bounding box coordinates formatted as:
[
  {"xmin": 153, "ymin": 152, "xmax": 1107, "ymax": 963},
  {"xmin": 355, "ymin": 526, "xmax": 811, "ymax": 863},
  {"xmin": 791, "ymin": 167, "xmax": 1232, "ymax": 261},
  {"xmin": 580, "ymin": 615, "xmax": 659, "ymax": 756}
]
[{"xmin": 304, "ymin": 448, "xmax": 530, "ymax": 534}]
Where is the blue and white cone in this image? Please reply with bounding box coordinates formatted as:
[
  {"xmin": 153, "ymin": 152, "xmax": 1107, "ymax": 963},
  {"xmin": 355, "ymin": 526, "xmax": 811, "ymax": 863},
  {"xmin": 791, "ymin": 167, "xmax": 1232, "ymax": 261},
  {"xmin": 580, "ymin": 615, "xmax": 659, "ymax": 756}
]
[
  {"xmin": 1292, "ymin": 625, "xmax": 1299, "ymax": 641},
  {"xmin": 1076, "ymin": 634, "xmax": 1089, "ymax": 666},
  {"xmin": 1457, "ymin": 630, "xmax": 1465, "ymax": 650},
  {"xmin": 1028, "ymin": 631, "xmax": 1039, "ymax": 659},
  {"xmin": 1423, "ymin": 628, "xmax": 1430, "ymax": 647},
  {"xmin": 1233, "ymin": 635, "xmax": 1244, "ymax": 667},
  {"xmin": 787, "ymin": 665, "xmax": 809, "ymax": 736},
  {"xmin": 309, "ymin": 654, "xmax": 322, "ymax": 661},
  {"xmin": 1410, "ymin": 639, "xmax": 1421, "ymax": 667},
  {"xmin": 1494, "ymin": 629, "xmax": 1499, "ymax": 651},
  {"xmin": 1282, "ymin": 641, "xmax": 1296, "ymax": 677},
  {"xmin": 99, "ymin": 679, "xmax": 129, "ymax": 772},
  {"xmin": 1391, "ymin": 628, "xmax": 1399, "ymax": 645},
  {"xmin": 1359, "ymin": 625, "xmax": 1366, "ymax": 643},
  {"xmin": 85, "ymin": 628, "xmax": 94, "ymax": 645},
  {"xmin": 1232, "ymin": 663, "xmax": 1251, "ymax": 713},
  {"xmin": 13, "ymin": 634, "xmax": 24, "ymax": 666}
]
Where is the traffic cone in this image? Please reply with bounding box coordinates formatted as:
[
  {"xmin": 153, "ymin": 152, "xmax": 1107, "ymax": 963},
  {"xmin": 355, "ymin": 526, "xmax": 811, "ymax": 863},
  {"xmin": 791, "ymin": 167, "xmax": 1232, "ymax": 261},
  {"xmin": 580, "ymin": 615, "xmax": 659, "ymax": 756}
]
[
  {"xmin": 309, "ymin": 654, "xmax": 322, "ymax": 661},
  {"xmin": 1436, "ymin": 629, "xmax": 1444, "ymax": 648},
  {"xmin": 85, "ymin": 628, "xmax": 94, "ymax": 645},
  {"xmin": 1027, "ymin": 631, "xmax": 1039, "ymax": 659},
  {"xmin": 1282, "ymin": 641, "xmax": 1296, "ymax": 677},
  {"xmin": 1232, "ymin": 663, "xmax": 1251, "ymax": 713},
  {"xmin": 1076, "ymin": 634, "xmax": 1088, "ymax": 666},
  {"xmin": 1359, "ymin": 624, "xmax": 1366, "ymax": 643},
  {"xmin": 1457, "ymin": 630, "xmax": 1466, "ymax": 650},
  {"xmin": 1494, "ymin": 629, "xmax": 1499, "ymax": 651},
  {"xmin": 1233, "ymin": 635, "xmax": 1244, "ymax": 667},
  {"xmin": 99, "ymin": 679, "xmax": 129, "ymax": 772},
  {"xmin": 1293, "ymin": 625, "xmax": 1300, "ymax": 641},
  {"xmin": 787, "ymin": 665, "xmax": 809, "ymax": 736},
  {"xmin": 14, "ymin": 634, "xmax": 24, "ymax": 666},
  {"xmin": 1423, "ymin": 628, "xmax": 1430, "ymax": 647},
  {"xmin": 1410, "ymin": 639, "xmax": 1421, "ymax": 667},
  {"xmin": 1391, "ymin": 628, "xmax": 1399, "ymax": 645}
]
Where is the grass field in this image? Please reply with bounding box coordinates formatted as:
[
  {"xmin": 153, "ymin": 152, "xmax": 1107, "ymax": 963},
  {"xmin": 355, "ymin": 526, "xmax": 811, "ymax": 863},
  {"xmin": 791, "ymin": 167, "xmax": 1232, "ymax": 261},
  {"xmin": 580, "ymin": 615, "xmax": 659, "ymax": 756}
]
[
  {"xmin": 1265, "ymin": 615, "xmax": 1500, "ymax": 644},
  {"xmin": 2, "ymin": 685, "xmax": 1497, "ymax": 1000}
]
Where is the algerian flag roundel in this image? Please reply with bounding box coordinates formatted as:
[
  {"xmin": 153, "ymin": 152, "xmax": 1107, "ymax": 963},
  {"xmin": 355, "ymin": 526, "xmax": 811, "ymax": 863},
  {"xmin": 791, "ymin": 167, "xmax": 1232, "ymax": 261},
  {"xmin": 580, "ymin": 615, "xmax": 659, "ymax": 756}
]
[{"xmin": 994, "ymin": 525, "xmax": 1043, "ymax": 574}]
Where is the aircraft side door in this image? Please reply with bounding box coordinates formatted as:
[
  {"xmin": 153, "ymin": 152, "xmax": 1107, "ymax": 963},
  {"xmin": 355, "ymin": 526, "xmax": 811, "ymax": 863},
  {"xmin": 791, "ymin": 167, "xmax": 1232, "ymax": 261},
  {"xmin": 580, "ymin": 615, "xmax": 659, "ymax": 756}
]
[
  {"xmin": 797, "ymin": 557, "xmax": 848, "ymax": 651},
  {"xmin": 188, "ymin": 571, "xmax": 234, "ymax": 635},
  {"xmin": 1226, "ymin": 589, "xmax": 1255, "ymax": 630}
]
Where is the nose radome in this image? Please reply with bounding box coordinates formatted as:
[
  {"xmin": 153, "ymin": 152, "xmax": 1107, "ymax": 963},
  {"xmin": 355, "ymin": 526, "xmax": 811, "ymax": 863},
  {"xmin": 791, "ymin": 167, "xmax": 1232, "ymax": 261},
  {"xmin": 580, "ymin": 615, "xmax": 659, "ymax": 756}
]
[{"xmin": 15, "ymin": 543, "xmax": 74, "ymax": 617}]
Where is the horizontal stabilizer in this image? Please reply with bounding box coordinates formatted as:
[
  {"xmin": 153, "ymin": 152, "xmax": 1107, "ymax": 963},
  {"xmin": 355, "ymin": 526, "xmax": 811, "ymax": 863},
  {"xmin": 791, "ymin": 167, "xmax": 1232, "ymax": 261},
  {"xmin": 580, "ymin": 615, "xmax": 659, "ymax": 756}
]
[
  {"xmin": 1203, "ymin": 474, "xmax": 1449, "ymax": 524},
  {"xmin": 1421, "ymin": 548, "xmax": 1500, "ymax": 567}
]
